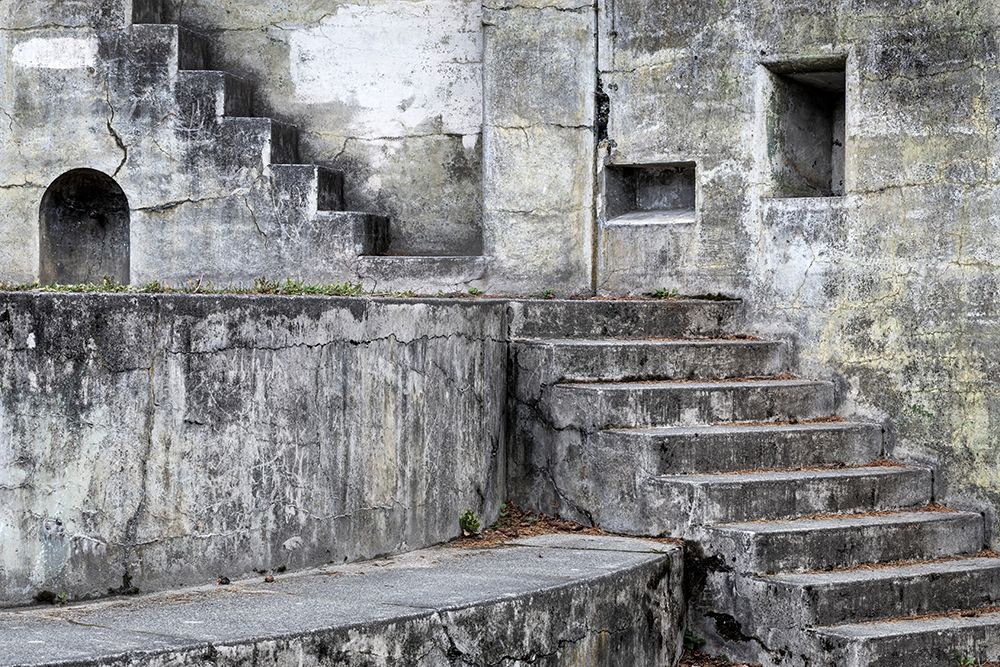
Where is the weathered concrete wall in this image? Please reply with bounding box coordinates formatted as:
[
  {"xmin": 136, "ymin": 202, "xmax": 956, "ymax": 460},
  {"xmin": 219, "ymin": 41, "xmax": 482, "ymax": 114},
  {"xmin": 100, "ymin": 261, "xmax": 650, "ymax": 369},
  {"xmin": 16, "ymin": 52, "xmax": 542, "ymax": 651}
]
[
  {"xmin": 0, "ymin": 293, "xmax": 506, "ymax": 606},
  {"xmin": 162, "ymin": 0, "xmax": 484, "ymax": 256},
  {"xmin": 598, "ymin": 1, "xmax": 1000, "ymax": 541}
]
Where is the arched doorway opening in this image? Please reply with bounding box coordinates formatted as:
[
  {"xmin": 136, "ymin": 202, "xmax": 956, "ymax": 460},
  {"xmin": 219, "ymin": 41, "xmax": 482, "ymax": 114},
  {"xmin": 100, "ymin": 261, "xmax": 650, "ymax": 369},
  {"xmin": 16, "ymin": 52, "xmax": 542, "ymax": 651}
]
[{"xmin": 39, "ymin": 169, "xmax": 130, "ymax": 285}]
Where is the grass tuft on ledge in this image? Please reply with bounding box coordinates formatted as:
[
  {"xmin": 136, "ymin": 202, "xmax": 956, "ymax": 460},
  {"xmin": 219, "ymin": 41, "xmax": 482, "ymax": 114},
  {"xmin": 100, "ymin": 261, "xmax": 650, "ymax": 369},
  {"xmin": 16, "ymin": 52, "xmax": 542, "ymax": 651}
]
[{"xmin": 0, "ymin": 277, "xmax": 367, "ymax": 297}]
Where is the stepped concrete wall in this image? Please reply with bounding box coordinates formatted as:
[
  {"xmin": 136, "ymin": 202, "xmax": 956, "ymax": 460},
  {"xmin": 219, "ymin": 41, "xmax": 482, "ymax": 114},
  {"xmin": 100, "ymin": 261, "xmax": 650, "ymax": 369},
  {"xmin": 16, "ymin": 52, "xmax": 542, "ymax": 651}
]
[
  {"xmin": 4, "ymin": 0, "xmax": 1000, "ymax": 546},
  {"xmin": 0, "ymin": 293, "xmax": 506, "ymax": 607}
]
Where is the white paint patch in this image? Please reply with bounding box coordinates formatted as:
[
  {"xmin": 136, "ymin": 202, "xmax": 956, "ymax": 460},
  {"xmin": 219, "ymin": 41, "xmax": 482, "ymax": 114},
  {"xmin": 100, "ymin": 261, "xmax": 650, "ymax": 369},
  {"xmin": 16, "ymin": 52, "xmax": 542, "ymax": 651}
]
[
  {"xmin": 12, "ymin": 37, "xmax": 98, "ymax": 70},
  {"xmin": 25, "ymin": 332, "xmax": 35, "ymax": 349},
  {"xmin": 289, "ymin": 0, "xmax": 482, "ymax": 136}
]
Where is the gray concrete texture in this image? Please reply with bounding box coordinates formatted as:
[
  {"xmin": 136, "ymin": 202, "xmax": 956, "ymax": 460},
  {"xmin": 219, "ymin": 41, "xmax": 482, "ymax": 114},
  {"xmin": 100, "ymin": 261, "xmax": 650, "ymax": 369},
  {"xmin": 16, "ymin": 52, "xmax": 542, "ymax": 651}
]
[
  {"xmin": 0, "ymin": 292, "xmax": 507, "ymax": 607},
  {"xmin": 0, "ymin": 534, "xmax": 685, "ymax": 667}
]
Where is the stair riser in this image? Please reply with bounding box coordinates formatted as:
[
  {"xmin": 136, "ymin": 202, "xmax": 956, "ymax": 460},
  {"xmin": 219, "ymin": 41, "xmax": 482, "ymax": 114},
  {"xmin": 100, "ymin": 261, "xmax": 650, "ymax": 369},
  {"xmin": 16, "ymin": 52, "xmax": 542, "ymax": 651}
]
[
  {"xmin": 513, "ymin": 341, "xmax": 788, "ymax": 388},
  {"xmin": 656, "ymin": 469, "xmax": 931, "ymax": 525},
  {"xmin": 708, "ymin": 515, "xmax": 985, "ymax": 574},
  {"xmin": 603, "ymin": 425, "xmax": 883, "ymax": 474},
  {"xmin": 214, "ymin": 120, "xmax": 300, "ymax": 169},
  {"xmin": 508, "ymin": 300, "xmax": 743, "ymax": 340},
  {"xmin": 764, "ymin": 566, "xmax": 1000, "ymax": 627},
  {"xmin": 817, "ymin": 620, "xmax": 1000, "ymax": 667},
  {"xmin": 270, "ymin": 167, "xmax": 345, "ymax": 215},
  {"xmin": 177, "ymin": 73, "xmax": 254, "ymax": 128},
  {"xmin": 314, "ymin": 212, "xmax": 390, "ymax": 256},
  {"xmin": 547, "ymin": 383, "xmax": 835, "ymax": 430}
]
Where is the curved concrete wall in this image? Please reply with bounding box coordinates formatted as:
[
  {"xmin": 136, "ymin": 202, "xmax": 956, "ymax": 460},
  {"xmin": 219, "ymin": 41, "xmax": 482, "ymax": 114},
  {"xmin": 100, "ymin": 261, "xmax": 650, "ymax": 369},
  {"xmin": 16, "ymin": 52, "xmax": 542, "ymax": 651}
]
[{"xmin": 0, "ymin": 293, "xmax": 506, "ymax": 606}]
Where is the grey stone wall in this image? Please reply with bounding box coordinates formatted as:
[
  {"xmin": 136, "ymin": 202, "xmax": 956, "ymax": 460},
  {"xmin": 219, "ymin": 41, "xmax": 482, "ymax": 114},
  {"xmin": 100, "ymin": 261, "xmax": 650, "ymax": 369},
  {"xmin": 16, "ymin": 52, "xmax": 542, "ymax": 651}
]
[
  {"xmin": 597, "ymin": 0, "xmax": 1000, "ymax": 539},
  {"xmin": 0, "ymin": 293, "xmax": 506, "ymax": 606}
]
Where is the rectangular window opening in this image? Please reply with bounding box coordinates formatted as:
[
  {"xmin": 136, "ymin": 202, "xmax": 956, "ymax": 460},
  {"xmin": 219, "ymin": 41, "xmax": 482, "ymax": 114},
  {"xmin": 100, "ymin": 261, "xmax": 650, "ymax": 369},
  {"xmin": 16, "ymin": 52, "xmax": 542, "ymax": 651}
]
[
  {"xmin": 764, "ymin": 58, "xmax": 846, "ymax": 198},
  {"xmin": 605, "ymin": 162, "xmax": 697, "ymax": 224}
]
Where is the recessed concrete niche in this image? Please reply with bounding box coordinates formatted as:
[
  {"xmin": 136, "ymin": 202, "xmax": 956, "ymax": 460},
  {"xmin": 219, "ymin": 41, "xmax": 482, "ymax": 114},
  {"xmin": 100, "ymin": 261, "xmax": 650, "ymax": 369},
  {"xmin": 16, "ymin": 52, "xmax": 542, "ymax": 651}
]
[
  {"xmin": 605, "ymin": 162, "xmax": 697, "ymax": 224},
  {"xmin": 763, "ymin": 58, "xmax": 846, "ymax": 198},
  {"xmin": 39, "ymin": 169, "xmax": 131, "ymax": 285}
]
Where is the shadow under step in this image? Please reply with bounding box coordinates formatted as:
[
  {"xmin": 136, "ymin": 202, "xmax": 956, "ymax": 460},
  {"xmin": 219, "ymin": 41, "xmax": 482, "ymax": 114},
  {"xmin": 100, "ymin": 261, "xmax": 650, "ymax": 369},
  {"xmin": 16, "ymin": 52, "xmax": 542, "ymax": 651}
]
[
  {"xmin": 271, "ymin": 165, "xmax": 345, "ymax": 213},
  {"xmin": 177, "ymin": 70, "xmax": 254, "ymax": 123}
]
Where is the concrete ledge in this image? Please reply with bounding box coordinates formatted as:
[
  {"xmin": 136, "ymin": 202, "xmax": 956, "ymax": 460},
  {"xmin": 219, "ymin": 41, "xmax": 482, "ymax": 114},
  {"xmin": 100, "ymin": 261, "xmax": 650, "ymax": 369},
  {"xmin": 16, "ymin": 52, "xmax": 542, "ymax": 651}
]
[{"xmin": 0, "ymin": 535, "xmax": 684, "ymax": 667}]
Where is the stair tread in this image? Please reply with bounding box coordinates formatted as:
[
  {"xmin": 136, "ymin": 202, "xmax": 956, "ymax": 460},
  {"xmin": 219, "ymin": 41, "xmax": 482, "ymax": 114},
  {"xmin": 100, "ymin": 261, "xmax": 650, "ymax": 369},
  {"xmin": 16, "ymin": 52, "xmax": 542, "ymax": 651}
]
[
  {"xmin": 514, "ymin": 338, "xmax": 779, "ymax": 347},
  {"xmin": 657, "ymin": 464, "xmax": 927, "ymax": 485},
  {"xmin": 555, "ymin": 378, "xmax": 829, "ymax": 390},
  {"xmin": 813, "ymin": 609, "xmax": 1000, "ymax": 639},
  {"xmin": 607, "ymin": 421, "xmax": 873, "ymax": 436},
  {"xmin": 712, "ymin": 509, "xmax": 981, "ymax": 534},
  {"xmin": 765, "ymin": 555, "xmax": 1000, "ymax": 586}
]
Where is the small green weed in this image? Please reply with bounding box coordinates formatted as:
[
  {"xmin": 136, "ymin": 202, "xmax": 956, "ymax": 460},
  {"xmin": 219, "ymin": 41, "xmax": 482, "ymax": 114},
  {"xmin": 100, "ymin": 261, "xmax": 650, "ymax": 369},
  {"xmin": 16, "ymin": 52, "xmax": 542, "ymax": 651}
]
[
  {"xmin": 648, "ymin": 287, "xmax": 680, "ymax": 300},
  {"xmin": 683, "ymin": 630, "xmax": 706, "ymax": 651},
  {"xmin": 459, "ymin": 509, "xmax": 482, "ymax": 536},
  {"xmin": 467, "ymin": 287, "xmax": 485, "ymax": 296}
]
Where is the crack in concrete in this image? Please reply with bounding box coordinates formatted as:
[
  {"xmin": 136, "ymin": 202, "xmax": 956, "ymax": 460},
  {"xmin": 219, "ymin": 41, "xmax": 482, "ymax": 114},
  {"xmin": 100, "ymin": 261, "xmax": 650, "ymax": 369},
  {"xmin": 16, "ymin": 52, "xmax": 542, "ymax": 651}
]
[{"xmin": 103, "ymin": 84, "xmax": 129, "ymax": 177}]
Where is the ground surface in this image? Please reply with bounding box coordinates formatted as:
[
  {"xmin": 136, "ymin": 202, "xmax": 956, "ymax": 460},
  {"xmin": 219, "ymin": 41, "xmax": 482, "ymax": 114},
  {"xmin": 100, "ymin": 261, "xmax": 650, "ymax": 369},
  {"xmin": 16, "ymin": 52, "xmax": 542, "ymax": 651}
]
[{"xmin": 0, "ymin": 534, "xmax": 680, "ymax": 666}]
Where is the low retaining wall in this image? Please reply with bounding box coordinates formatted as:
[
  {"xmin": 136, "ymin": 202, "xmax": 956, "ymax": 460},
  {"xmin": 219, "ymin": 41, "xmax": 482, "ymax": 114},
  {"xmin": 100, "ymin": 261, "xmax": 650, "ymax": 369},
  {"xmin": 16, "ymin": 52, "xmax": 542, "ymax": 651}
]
[{"xmin": 0, "ymin": 293, "xmax": 507, "ymax": 606}]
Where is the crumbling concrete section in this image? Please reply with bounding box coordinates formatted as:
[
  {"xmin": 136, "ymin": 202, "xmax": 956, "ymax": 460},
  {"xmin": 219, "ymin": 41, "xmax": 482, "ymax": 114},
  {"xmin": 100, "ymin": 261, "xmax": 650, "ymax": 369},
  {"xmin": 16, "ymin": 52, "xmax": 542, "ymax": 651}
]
[
  {"xmin": 508, "ymin": 296, "xmax": 999, "ymax": 666},
  {"xmin": 0, "ymin": 534, "xmax": 685, "ymax": 667},
  {"xmin": 0, "ymin": 292, "xmax": 506, "ymax": 607}
]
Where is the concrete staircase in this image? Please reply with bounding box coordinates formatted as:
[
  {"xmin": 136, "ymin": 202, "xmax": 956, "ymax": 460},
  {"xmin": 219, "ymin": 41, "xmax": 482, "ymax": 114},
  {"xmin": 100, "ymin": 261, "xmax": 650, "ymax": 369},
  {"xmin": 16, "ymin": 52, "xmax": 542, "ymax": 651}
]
[
  {"xmin": 509, "ymin": 298, "xmax": 1000, "ymax": 666},
  {"xmin": 124, "ymin": 0, "xmax": 389, "ymax": 284}
]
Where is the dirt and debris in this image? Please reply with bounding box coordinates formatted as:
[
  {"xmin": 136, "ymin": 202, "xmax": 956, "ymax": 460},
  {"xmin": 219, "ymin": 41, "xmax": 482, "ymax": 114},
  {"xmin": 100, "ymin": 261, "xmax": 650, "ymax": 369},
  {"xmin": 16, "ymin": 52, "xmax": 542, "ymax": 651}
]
[
  {"xmin": 680, "ymin": 650, "xmax": 758, "ymax": 666},
  {"xmin": 454, "ymin": 502, "xmax": 605, "ymax": 548},
  {"xmin": 756, "ymin": 503, "xmax": 957, "ymax": 524}
]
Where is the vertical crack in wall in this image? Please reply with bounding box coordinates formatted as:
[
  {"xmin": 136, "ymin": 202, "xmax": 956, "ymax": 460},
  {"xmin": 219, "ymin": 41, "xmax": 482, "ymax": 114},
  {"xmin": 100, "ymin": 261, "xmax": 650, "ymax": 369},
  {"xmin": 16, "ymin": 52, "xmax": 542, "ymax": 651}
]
[
  {"xmin": 104, "ymin": 84, "xmax": 128, "ymax": 177},
  {"xmin": 119, "ymin": 298, "xmax": 163, "ymax": 590}
]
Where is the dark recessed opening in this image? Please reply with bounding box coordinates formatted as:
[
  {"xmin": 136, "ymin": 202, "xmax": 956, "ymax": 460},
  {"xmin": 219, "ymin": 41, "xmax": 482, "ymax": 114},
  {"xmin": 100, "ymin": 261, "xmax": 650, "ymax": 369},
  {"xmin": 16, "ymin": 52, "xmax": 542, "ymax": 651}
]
[
  {"xmin": 39, "ymin": 169, "xmax": 131, "ymax": 285},
  {"xmin": 605, "ymin": 162, "xmax": 696, "ymax": 223},
  {"xmin": 764, "ymin": 58, "xmax": 846, "ymax": 198}
]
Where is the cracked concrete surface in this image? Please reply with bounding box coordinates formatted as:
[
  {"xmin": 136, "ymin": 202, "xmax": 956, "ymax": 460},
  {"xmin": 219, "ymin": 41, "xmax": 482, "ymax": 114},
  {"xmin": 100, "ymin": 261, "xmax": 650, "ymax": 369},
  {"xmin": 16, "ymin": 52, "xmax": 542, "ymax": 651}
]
[{"xmin": 0, "ymin": 292, "xmax": 507, "ymax": 607}]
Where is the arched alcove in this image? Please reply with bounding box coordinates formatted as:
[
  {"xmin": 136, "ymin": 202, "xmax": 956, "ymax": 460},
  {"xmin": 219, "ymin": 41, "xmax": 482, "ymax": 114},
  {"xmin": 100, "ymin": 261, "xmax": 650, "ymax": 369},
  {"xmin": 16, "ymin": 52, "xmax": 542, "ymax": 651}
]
[{"xmin": 39, "ymin": 169, "xmax": 130, "ymax": 285}]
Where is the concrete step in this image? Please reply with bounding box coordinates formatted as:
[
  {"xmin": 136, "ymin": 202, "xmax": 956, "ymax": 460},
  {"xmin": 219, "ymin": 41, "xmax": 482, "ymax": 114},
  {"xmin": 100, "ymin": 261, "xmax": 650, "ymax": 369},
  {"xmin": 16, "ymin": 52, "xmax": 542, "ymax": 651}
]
[
  {"xmin": 508, "ymin": 298, "xmax": 743, "ymax": 340},
  {"xmin": 512, "ymin": 338, "xmax": 789, "ymax": 384},
  {"xmin": 812, "ymin": 610, "xmax": 1000, "ymax": 667},
  {"xmin": 760, "ymin": 555, "xmax": 1000, "ymax": 628},
  {"xmin": 707, "ymin": 510, "xmax": 985, "ymax": 574},
  {"xmin": 601, "ymin": 421, "xmax": 883, "ymax": 474},
  {"xmin": 356, "ymin": 255, "xmax": 490, "ymax": 293},
  {"xmin": 219, "ymin": 117, "xmax": 300, "ymax": 166},
  {"xmin": 0, "ymin": 535, "xmax": 683, "ymax": 667},
  {"xmin": 654, "ymin": 465, "xmax": 931, "ymax": 525},
  {"xmin": 315, "ymin": 211, "xmax": 390, "ymax": 256},
  {"xmin": 547, "ymin": 378, "xmax": 836, "ymax": 430},
  {"xmin": 271, "ymin": 164, "xmax": 345, "ymax": 213},
  {"xmin": 176, "ymin": 70, "xmax": 254, "ymax": 124}
]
